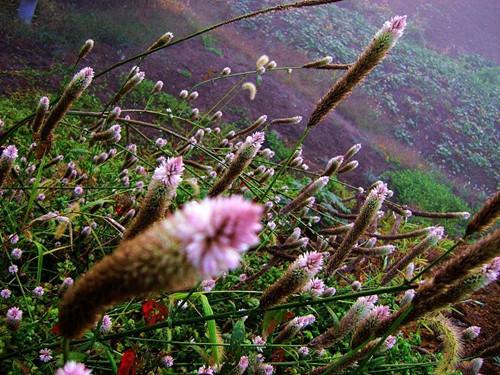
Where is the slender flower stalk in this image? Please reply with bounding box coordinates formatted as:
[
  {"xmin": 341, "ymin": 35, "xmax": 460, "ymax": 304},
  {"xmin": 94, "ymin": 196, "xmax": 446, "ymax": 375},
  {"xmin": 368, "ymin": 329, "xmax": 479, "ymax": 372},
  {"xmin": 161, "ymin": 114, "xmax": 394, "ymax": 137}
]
[
  {"xmin": 31, "ymin": 96, "xmax": 49, "ymax": 134},
  {"xmin": 326, "ymin": 182, "xmax": 389, "ymax": 275},
  {"xmin": 123, "ymin": 157, "xmax": 184, "ymax": 240},
  {"xmin": 208, "ymin": 132, "xmax": 264, "ymax": 197},
  {"xmin": 37, "ymin": 67, "xmax": 94, "ymax": 157},
  {"xmin": 280, "ymin": 176, "xmax": 329, "ymax": 215},
  {"xmin": 260, "ymin": 251, "xmax": 323, "ymax": 309},
  {"xmin": 307, "ymin": 15, "xmax": 407, "ymax": 128},
  {"xmin": 0, "ymin": 145, "xmax": 18, "ymax": 188},
  {"xmin": 59, "ymin": 196, "xmax": 262, "ymax": 338},
  {"xmin": 381, "ymin": 226, "xmax": 444, "ymax": 285}
]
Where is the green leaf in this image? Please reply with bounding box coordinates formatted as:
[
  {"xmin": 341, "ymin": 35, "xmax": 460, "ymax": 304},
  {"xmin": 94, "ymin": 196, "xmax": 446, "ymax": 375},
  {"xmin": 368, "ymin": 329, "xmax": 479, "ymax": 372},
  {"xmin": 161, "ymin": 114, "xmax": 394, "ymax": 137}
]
[{"xmin": 198, "ymin": 294, "xmax": 223, "ymax": 365}]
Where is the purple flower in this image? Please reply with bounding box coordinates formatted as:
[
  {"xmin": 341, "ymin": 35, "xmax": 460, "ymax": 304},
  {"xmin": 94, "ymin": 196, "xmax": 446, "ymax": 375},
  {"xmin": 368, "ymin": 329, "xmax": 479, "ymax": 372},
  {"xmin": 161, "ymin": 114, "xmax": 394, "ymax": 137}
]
[
  {"xmin": 298, "ymin": 346, "xmax": 309, "ymax": 356},
  {"xmin": 55, "ymin": 361, "xmax": 92, "ymax": 375},
  {"xmin": 152, "ymin": 156, "xmax": 184, "ymax": 188},
  {"xmin": 253, "ymin": 335, "xmax": 266, "ymax": 352},
  {"xmin": 201, "ymin": 279, "xmax": 216, "ymax": 292},
  {"xmin": 2, "ymin": 145, "xmax": 18, "ymax": 161},
  {"xmin": 11, "ymin": 248, "xmax": 22, "ymax": 260},
  {"xmin": 380, "ymin": 15, "xmax": 407, "ymax": 39},
  {"xmin": 292, "ymin": 314, "xmax": 316, "ymax": 328},
  {"xmin": 8, "ymin": 264, "xmax": 18, "ymax": 274},
  {"xmin": 39, "ymin": 348, "xmax": 53, "ymax": 363},
  {"xmin": 197, "ymin": 366, "xmax": 215, "ymax": 375},
  {"xmin": 110, "ymin": 124, "xmax": 122, "ymax": 142},
  {"xmin": 463, "ymin": 326, "xmax": 481, "ymax": 341},
  {"xmin": 155, "ymin": 138, "xmax": 167, "ymax": 147},
  {"xmin": 351, "ymin": 281, "xmax": 362, "ymax": 291},
  {"xmin": 135, "ymin": 181, "xmax": 144, "ymax": 190},
  {"xmin": 100, "ymin": 314, "xmax": 112, "ymax": 333},
  {"xmin": 6, "ymin": 307, "xmax": 22, "ymax": 322},
  {"xmin": 62, "ymin": 277, "xmax": 74, "ymax": 287},
  {"xmin": 9, "ymin": 234, "xmax": 19, "ymax": 244},
  {"xmin": 305, "ymin": 278, "xmax": 325, "ymax": 296},
  {"xmin": 239, "ymin": 273, "xmax": 248, "ymax": 282},
  {"xmin": 294, "ymin": 251, "xmax": 324, "ymax": 276},
  {"xmin": 481, "ymin": 257, "xmax": 500, "ymax": 284},
  {"xmin": 73, "ymin": 67, "xmax": 94, "ymax": 90},
  {"xmin": 168, "ymin": 196, "xmax": 262, "ymax": 277},
  {"xmin": 37, "ymin": 193, "xmax": 46, "ymax": 201},
  {"xmin": 74, "ymin": 185, "xmax": 84, "ymax": 196},
  {"xmin": 161, "ymin": 355, "xmax": 174, "ymax": 367},
  {"xmin": 257, "ymin": 364, "xmax": 274, "ymax": 375},
  {"xmin": 33, "ymin": 286, "xmax": 44, "ymax": 297},
  {"xmin": 246, "ymin": 131, "xmax": 265, "ymax": 148},
  {"xmin": 1, "ymin": 288, "xmax": 11, "ymax": 299},
  {"xmin": 384, "ymin": 335, "xmax": 397, "ymax": 350},
  {"xmin": 367, "ymin": 181, "xmax": 389, "ymax": 201},
  {"xmin": 238, "ymin": 356, "xmax": 249, "ymax": 371}
]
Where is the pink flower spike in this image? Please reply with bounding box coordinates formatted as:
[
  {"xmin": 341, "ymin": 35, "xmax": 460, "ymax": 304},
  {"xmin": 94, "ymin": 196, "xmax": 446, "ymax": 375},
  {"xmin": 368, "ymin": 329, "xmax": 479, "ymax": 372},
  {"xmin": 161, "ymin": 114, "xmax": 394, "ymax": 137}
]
[
  {"xmin": 100, "ymin": 314, "xmax": 112, "ymax": 333},
  {"xmin": 197, "ymin": 366, "xmax": 215, "ymax": 375},
  {"xmin": 246, "ymin": 131, "xmax": 265, "ymax": 147},
  {"xmin": 463, "ymin": 326, "xmax": 481, "ymax": 340},
  {"xmin": 168, "ymin": 196, "xmax": 262, "ymax": 277},
  {"xmin": 258, "ymin": 364, "xmax": 274, "ymax": 375},
  {"xmin": 238, "ymin": 356, "xmax": 249, "ymax": 371},
  {"xmin": 55, "ymin": 361, "xmax": 92, "ymax": 375},
  {"xmin": 2, "ymin": 145, "xmax": 18, "ymax": 161},
  {"xmin": 305, "ymin": 278, "xmax": 325, "ymax": 296},
  {"xmin": 253, "ymin": 336, "xmax": 266, "ymax": 352},
  {"xmin": 153, "ymin": 156, "xmax": 184, "ymax": 188},
  {"xmin": 294, "ymin": 251, "xmax": 324, "ymax": 276}
]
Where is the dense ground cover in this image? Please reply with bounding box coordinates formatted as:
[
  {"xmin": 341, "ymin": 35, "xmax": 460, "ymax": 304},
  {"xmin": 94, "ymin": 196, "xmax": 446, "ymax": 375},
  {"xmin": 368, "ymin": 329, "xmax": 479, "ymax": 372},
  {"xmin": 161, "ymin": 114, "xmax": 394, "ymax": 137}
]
[{"xmin": 0, "ymin": 1, "xmax": 498, "ymax": 374}]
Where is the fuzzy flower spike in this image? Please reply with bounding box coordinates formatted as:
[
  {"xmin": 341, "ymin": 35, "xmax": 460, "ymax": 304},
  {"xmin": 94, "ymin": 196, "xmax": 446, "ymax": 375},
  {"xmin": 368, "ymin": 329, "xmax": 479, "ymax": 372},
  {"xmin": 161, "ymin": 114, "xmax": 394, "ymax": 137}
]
[
  {"xmin": 307, "ymin": 16, "xmax": 407, "ymax": 128},
  {"xmin": 123, "ymin": 156, "xmax": 184, "ymax": 240},
  {"xmin": 260, "ymin": 251, "xmax": 323, "ymax": 309},
  {"xmin": 0, "ymin": 145, "xmax": 18, "ymax": 188},
  {"xmin": 208, "ymin": 132, "xmax": 264, "ymax": 196},
  {"xmin": 59, "ymin": 195, "xmax": 262, "ymax": 338}
]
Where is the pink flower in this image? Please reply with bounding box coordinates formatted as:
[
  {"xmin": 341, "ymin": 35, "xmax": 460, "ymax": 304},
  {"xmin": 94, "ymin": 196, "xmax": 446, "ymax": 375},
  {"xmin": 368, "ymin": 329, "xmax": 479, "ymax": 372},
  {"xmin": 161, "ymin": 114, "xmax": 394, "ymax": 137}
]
[
  {"xmin": 305, "ymin": 278, "xmax": 325, "ymax": 296},
  {"xmin": 463, "ymin": 326, "xmax": 481, "ymax": 341},
  {"xmin": 378, "ymin": 15, "xmax": 407, "ymax": 41},
  {"xmin": 153, "ymin": 156, "xmax": 184, "ymax": 188},
  {"xmin": 74, "ymin": 185, "xmax": 84, "ymax": 196},
  {"xmin": 155, "ymin": 138, "xmax": 167, "ymax": 147},
  {"xmin": 9, "ymin": 234, "xmax": 19, "ymax": 244},
  {"xmin": 429, "ymin": 226, "xmax": 445, "ymax": 239},
  {"xmin": 292, "ymin": 314, "xmax": 316, "ymax": 328},
  {"xmin": 369, "ymin": 305, "xmax": 391, "ymax": 322},
  {"xmin": 257, "ymin": 364, "xmax": 274, "ymax": 375},
  {"xmin": 33, "ymin": 286, "xmax": 44, "ymax": 297},
  {"xmin": 100, "ymin": 315, "xmax": 112, "ymax": 333},
  {"xmin": 1, "ymin": 288, "xmax": 11, "ymax": 299},
  {"xmin": 11, "ymin": 248, "xmax": 22, "ymax": 260},
  {"xmin": 6, "ymin": 307, "xmax": 22, "ymax": 322},
  {"xmin": 161, "ymin": 355, "xmax": 174, "ymax": 367},
  {"xmin": 62, "ymin": 277, "xmax": 74, "ymax": 287},
  {"xmin": 384, "ymin": 335, "xmax": 397, "ymax": 350},
  {"xmin": 73, "ymin": 67, "xmax": 94, "ymax": 90},
  {"xmin": 323, "ymin": 286, "xmax": 336, "ymax": 297},
  {"xmin": 367, "ymin": 181, "xmax": 389, "ymax": 201},
  {"xmin": 39, "ymin": 348, "xmax": 53, "ymax": 363},
  {"xmin": 167, "ymin": 196, "xmax": 262, "ymax": 277},
  {"xmin": 55, "ymin": 361, "xmax": 92, "ymax": 375},
  {"xmin": 238, "ymin": 356, "xmax": 249, "ymax": 371},
  {"xmin": 8, "ymin": 264, "xmax": 18, "ymax": 274},
  {"xmin": 197, "ymin": 366, "xmax": 215, "ymax": 375},
  {"xmin": 481, "ymin": 257, "xmax": 500, "ymax": 284},
  {"xmin": 253, "ymin": 336, "xmax": 266, "ymax": 352},
  {"xmin": 2, "ymin": 145, "xmax": 18, "ymax": 161},
  {"xmin": 294, "ymin": 251, "xmax": 324, "ymax": 276},
  {"xmin": 298, "ymin": 346, "xmax": 309, "ymax": 356},
  {"xmin": 246, "ymin": 131, "xmax": 265, "ymax": 148},
  {"xmin": 239, "ymin": 273, "xmax": 248, "ymax": 282},
  {"xmin": 201, "ymin": 279, "xmax": 216, "ymax": 292},
  {"xmin": 351, "ymin": 281, "xmax": 362, "ymax": 291}
]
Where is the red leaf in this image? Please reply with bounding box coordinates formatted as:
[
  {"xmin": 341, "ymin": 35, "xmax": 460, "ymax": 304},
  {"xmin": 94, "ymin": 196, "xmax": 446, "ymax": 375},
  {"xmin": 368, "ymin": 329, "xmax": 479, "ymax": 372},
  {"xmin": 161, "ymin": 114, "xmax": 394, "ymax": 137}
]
[
  {"xmin": 118, "ymin": 350, "xmax": 136, "ymax": 375},
  {"xmin": 141, "ymin": 300, "xmax": 169, "ymax": 326}
]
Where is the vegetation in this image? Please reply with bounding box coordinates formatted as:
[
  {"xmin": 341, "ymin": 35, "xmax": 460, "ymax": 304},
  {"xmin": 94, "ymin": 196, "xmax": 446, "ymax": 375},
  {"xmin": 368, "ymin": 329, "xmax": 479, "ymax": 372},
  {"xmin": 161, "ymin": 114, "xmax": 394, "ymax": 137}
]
[{"xmin": 0, "ymin": 1, "xmax": 498, "ymax": 375}]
